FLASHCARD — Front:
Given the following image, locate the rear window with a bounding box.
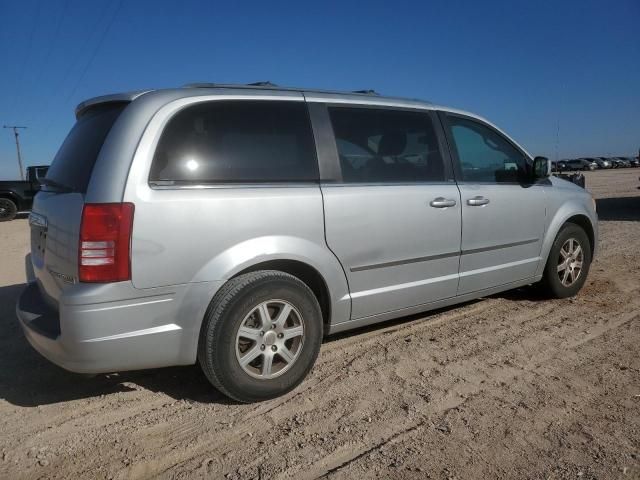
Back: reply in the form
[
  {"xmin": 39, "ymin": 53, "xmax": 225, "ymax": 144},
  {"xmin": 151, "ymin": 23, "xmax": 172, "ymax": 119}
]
[
  {"xmin": 149, "ymin": 100, "xmax": 318, "ymax": 184},
  {"xmin": 45, "ymin": 103, "xmax": 127, "ymax": 193}
]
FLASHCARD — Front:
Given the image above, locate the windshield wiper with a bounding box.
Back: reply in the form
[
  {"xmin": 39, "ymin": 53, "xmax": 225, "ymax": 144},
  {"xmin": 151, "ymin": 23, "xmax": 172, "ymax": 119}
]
[{"xmin": 40, "ymin": 178, "xmax": 74, "ymax": 193}]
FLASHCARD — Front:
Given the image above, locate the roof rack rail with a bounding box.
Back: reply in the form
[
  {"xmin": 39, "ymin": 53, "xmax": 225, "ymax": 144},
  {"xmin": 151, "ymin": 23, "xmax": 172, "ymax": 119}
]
[
  {"xmin": 183, "ymin": 83, "xmax": 384, "ymax": 96},
  {"xmin": 183, "ymin": 83, "xmax": 221, "ymax": 88},
  {"xmin": 179, "ymin": 83, "xmax": 429, "ymax": 104},
  {"xmin": 246, "ymin": 81, "xmax": 278, "ymax": 87},
  {"xmin": 183, "ymin": 82, "xmax": 280, "ymax": 89}
]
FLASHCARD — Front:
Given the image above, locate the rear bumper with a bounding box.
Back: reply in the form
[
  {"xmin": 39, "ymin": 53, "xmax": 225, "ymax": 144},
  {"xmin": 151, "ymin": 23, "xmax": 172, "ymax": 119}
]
[{"xmin": 17, "ymin": 280, "xmax": 222, "ymax": 374}]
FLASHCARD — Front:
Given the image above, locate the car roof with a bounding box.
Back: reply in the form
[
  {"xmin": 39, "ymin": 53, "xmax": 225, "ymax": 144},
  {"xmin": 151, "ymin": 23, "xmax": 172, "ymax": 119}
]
[{"xmin": 76, "ymin": 82, "xmax": 462, "ymax": 118}]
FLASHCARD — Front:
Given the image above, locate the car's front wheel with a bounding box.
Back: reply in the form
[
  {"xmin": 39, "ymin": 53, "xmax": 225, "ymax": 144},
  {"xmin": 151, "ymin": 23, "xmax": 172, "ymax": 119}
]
[
  {"xmin": 540, "ymin": 223, "xmax": 592, "ymax": 298},
  {"xmin": 198, "ymin": 270, "xmax": 323, "ymax": 403},
  {"xmin": 0, "ymin": 198, "xmax": 17, "ymax": 222}
]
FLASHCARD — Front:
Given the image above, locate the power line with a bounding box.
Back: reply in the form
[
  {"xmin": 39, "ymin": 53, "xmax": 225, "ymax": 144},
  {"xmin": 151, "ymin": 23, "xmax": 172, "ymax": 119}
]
[
  {"xmin": 39, "ymin": 0, "xmax": 113, "ymax": 135},
  {"xmin": 63, "ymin": 0, "xmax": 123, "ymax": 104},
  {"xmin": 25, "ymin": 0, "xmax": 71, "ymax": 128},
  {"xmin": 3, "ymin": 126, "xmax": 28, "ymax": 180},
  {"xmin": 54, "ymin": 0, "xmax": 111, "ymax": 92},
  {"xmin": 32, "ymin": 0, "xmax": 70, "ymax": 88}
]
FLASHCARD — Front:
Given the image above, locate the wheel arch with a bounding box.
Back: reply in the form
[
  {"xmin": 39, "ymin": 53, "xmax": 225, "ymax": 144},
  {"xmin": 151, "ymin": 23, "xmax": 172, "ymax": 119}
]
[
  {"xmin": 0, "ymin": 191, "xmax": 22, "ymax": 207},
  {"xmin": 564, "ymin": 214, "xmax": 595, "ymax": 255},
  {"xmin": 190, "ymin": 235, "xmax": 351, "ymax": 329},
  {"xmin": 232, "ymin": 259, "xmax": 332, "ymax": 330},
  {"xmin": 536, "ymin": 204, "xmax": 598, "ymax": 277}
]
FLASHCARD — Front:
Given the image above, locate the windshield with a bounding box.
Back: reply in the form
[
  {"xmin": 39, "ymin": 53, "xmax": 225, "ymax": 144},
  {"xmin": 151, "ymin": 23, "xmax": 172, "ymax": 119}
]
[{"xmin": 44, "ymin": 102, "xmax": 127, "ymax": 193}]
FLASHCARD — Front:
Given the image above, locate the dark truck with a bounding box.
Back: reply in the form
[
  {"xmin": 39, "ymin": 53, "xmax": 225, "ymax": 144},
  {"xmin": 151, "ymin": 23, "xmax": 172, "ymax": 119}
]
[{"xmin": 0, "ymin": 165, "xmax": 49, "ymax": 221}]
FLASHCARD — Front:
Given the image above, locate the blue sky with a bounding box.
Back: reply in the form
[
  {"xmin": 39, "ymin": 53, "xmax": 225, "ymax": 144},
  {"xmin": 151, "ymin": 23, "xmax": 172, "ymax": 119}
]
[{"xmin": 1, "ymin": 0, "xmax": 639, "ymax": 179}]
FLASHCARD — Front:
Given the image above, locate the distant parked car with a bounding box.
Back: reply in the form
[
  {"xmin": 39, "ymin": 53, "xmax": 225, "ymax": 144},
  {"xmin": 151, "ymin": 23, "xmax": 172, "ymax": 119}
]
[
  {"xmin": 610, "ymin": 158, "xmax": 631, "ymax": 168},
  {"xmin": 551, "ymin": 160, "xmax": 569, "ymax": 172},
  {"xmin": 566, "ymin": 159, "xmax": 596, "ymax": 171},
  {"xmin": 616, "ymin": 157, "xmax": 637, "ymax": 167},
  {"xmin": 590, "ymin": 158, "xmax": 611, "ymax": 169}
]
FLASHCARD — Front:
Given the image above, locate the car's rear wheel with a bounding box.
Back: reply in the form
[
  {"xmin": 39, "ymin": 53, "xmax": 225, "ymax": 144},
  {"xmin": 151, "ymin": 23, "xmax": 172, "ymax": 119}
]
[
  {"xmin": 198, "ymin": 270, "xmax": 323, "ymax": 403},
  {"xmin": 0, "ymin": 198, "xmax": 17, "ymax": 222},
  {"xmin": 540, "ymin": 223, "xmax": 591, "ymax": 298}
]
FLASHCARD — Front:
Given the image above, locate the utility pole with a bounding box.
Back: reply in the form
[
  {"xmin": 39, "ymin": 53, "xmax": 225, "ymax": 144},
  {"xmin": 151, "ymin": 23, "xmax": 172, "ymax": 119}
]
[{"xmin": 3, "ymin": 125, "xmax": 27, "ymax": 180}]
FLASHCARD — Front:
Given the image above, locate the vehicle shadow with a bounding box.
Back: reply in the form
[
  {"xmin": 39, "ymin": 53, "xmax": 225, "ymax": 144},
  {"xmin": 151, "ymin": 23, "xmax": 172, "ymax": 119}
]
[
  {"xmin": 323, "ymin": 300, "xmax": 483, "ymax": 343},
  {"xmin": 596, "ymin": 196, "xmax": 640, "ymax": 221},
  {"xmin": 0, "ymin": 282, "xmax": 236, "ymax": 407}
]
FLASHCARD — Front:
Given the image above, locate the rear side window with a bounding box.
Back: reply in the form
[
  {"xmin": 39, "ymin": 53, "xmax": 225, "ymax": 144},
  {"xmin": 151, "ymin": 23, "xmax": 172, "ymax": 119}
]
[
  {"xmin": 328, "ymin": 107, "xmax": 445, "ymax": 183},
  {"xmin": 150, "ymin": 101, "xmax": 318, "ymax": 184},
  {"xmin": 46, "ymin": 103, "xmax": 127, "ymax": 193}
]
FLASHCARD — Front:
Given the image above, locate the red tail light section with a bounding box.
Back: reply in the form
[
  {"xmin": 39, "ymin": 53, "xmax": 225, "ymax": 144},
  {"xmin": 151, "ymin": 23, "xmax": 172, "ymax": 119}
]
[{"xmin": 79, "ymin": 203, "xmax": 134, "ymax": 282}]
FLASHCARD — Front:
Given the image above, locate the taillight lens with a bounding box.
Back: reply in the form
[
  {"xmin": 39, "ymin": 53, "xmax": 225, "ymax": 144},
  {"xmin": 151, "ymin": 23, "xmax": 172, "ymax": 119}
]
[{"xmin": 79, "ymin": 203, "xmax": 134, "ymax": 282}]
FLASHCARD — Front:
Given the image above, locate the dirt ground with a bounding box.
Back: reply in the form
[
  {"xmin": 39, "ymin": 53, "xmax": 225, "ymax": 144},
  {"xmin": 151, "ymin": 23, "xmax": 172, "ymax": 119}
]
[{"xmin": 1, "ymin": 169, "xmax": 638, "ymax": 480}]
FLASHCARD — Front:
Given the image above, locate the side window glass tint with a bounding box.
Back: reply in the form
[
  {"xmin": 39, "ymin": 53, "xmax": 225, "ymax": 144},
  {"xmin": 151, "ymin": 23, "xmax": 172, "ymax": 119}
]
[
  {"xmin": 328, "ymin": 107, "xmax": 445, "ymax": 183},
  {"xmin": 448, "ymin": 116, "xmax": 526, "ymax": 183},
  {"xmin": 150, "ymin": 101, "xmax": 318, "ymax": 183}
]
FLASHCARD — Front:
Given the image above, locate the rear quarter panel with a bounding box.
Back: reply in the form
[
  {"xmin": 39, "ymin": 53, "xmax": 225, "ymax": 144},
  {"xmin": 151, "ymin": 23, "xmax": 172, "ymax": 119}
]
[{"xmin": 122, "ymin": 94, "xmax": 351, "ymax": 326}]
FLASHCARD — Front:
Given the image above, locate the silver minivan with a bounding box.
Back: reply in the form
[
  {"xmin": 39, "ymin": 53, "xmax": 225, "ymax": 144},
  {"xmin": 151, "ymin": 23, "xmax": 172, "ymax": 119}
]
[{"xmin": 17, "ymin": 83, "xmax": 598, "ymax": 402}]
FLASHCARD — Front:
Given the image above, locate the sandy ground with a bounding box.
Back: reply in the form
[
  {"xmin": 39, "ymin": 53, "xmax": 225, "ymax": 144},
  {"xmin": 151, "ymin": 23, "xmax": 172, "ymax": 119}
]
[{"xmin": 0, "ymin": 169, "xmax": 639, "ymax": 480}]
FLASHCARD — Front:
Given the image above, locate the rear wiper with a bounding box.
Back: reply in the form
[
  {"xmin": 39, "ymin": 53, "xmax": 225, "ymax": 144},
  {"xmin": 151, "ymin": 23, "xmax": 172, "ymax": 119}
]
[{"xmin": 39, "ymin": 178, "xmax": 74, "ymax": 193}]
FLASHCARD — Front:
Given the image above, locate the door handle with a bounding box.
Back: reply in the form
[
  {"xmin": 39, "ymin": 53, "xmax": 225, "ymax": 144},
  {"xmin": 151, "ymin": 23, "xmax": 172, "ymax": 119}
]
[
  {"xmin": 467, "ymin": 196, "xmax": 490, "ymax": 206},
  {"xmin": 430, "ymin": 197, "xmax": 457, "ymax": 208}
]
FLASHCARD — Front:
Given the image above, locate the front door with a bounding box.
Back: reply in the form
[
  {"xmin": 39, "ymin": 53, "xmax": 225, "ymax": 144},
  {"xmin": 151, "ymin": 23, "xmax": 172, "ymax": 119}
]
[{"xmin": 441, "ymin": 113, "xmax": 547, "ymax": 295}]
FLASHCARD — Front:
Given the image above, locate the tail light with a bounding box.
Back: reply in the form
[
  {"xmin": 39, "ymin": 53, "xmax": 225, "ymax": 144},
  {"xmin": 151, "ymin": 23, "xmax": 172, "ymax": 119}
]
[{"xmin": 79, "ymin": 203, "xmax": 134, "ymax": 282}]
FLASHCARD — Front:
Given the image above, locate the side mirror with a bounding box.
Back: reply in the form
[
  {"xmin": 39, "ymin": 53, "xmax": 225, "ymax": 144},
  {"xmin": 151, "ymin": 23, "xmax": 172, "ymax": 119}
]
[{"xmin": 532, "ymin": 156, "xmax": 550, "ymax": 179}]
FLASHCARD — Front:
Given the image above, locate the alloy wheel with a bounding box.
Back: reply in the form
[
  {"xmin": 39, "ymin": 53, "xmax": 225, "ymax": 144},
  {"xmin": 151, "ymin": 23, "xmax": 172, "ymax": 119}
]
[
  {"xmin": 235, "ymin": 299, "xmax": 305, "ymax": 379},
  {"xmin": 557, "ymin": 238, "xmax": 584, "ymax": 287}
]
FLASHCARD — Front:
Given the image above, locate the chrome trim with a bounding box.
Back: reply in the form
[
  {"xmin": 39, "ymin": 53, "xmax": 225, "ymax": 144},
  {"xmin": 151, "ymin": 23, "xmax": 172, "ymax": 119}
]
[
  {"xmin": 461, "ymin": 238, "xmax": 539, "ymax": 255},
  {"xmin": 351, "ymin": 251, "xmax": 460, "ymax": 272},
  {"xmin": 466, "ymin": 196, "xmax": 490, "ymax": 206},
  {"xmin": 81, "ymin": 323, "xmax": 181, "ymax": 343},
  {"xmin": 349, "ymin": 238, "xmax": 539, "ymax": 272},
  {"xmin": 47, "ymin": 268, "xmax": 76, "ymax": 284},
  {"xmin": 430, "ymin": 197, "xmax": 457, "ymax": 208},
  {"xmin": 149, "ymin": 182, "xmax": 320, "ymax": 190},
  {"xmin": 320, "ymin": 181, "xmax": 455, "ymax": 188}
]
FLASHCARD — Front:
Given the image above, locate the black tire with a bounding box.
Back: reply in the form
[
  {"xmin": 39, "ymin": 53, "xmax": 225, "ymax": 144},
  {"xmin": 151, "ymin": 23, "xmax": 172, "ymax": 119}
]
[
  {"xmin": 540, "ymin": 223, "xmax": 592, "ymax": 298},
  {"xmin": 198, "ymin": 270, "xmax": 323, "ymax": 403},
  {"xmin": 0, "ymin": 198, "xmax": 17, "ymax": 222}
]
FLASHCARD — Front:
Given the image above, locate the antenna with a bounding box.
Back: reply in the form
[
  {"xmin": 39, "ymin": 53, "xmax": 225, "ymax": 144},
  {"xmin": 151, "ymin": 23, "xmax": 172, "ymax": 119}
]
[
  {"xmin": 554, "ymin": 119, "xmax": 560, "ymax": 162},
  {"xmin": 3, "ymin": 125, "xmax": 27, "ymax": 180}
]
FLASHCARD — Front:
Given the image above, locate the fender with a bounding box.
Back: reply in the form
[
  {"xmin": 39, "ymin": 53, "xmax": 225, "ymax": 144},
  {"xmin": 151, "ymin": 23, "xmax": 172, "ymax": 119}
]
[
  {"xmin": 535, "ymin": 198, "xmax": 598, "ymax": 277},
  {"xmin": 191, "ymin": 235, "xmax": 352, "ymax": 325}
]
